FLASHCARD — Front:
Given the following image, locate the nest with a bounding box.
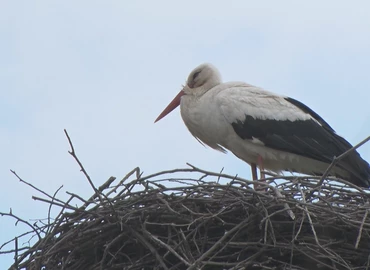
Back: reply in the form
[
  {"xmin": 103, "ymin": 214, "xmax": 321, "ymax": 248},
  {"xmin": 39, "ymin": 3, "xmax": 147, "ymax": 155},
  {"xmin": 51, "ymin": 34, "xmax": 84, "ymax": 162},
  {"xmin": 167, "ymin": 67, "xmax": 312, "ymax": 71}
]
[
  {"xmin": 3, "ymin": 164, "xmax": 370, "ymax": 270},
  {"xmin": 3, "ymin": 132, "xmax": 370, "ymax": 270}
]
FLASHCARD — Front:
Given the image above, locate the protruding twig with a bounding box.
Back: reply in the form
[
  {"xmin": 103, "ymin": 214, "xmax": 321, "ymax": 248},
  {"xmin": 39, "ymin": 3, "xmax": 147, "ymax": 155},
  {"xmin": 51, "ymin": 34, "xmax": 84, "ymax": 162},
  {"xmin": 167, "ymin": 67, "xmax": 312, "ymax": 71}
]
[
  {"xmin": 10, "ymin": 170, "xmax": 68, "ymax": 207},
  {"xmin": 14, "ymin": 237, "xmax": 18, "ymax": 269},
  {"xmin": 0, "ymin": 210, "xmax": 41, "ymax": 241},
  {"xmin": 64, "ymin": 129, "xmax": 104, "ymax": 204}
]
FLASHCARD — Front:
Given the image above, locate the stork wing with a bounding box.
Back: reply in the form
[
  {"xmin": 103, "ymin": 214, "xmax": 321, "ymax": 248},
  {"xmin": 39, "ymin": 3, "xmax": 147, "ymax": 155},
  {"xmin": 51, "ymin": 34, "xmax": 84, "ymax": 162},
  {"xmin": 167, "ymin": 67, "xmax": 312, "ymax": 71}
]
[{"xmin": 216, "ymin": 85, "xmax": 368, "ymax": 180}]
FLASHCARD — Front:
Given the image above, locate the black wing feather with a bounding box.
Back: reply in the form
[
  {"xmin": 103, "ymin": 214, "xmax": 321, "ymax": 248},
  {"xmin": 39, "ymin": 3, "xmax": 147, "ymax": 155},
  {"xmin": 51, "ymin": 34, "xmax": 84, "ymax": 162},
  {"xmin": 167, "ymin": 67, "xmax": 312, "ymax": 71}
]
[
  {"xmin": 285, "ymin": 97, "xmax": 335, "ymax": 132},
  {"xmin": 232, "ymin": 115, "xmax": 343, "ymax": 163},
  {"xmin": 231, "ymin": 98, "xmax": 370, "ymax": 187}
]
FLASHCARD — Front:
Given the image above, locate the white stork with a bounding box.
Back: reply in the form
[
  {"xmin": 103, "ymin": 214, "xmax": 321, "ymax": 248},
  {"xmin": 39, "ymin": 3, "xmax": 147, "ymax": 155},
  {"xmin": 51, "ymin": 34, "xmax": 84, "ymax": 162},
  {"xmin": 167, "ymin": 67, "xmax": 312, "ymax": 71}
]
[{"xmin": 155, "ymin": 63, "xmax": 370, "ymax": 188}]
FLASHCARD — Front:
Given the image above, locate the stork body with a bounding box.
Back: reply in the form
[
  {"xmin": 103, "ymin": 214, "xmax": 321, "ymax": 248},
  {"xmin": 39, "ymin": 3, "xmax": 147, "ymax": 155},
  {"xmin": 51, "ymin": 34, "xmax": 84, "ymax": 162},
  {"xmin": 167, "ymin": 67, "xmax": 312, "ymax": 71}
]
[{"xmin": 155, "ymin": 63, "xmax": 370, "ymax": 187}]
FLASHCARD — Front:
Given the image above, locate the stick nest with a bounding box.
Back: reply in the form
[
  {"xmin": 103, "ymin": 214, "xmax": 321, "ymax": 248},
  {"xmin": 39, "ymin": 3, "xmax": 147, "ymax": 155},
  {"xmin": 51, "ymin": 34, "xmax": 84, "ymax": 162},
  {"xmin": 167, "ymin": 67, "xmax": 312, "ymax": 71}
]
[{"xmin": 5, "ymin": 164, "xmax": 370, "ymax": 270}]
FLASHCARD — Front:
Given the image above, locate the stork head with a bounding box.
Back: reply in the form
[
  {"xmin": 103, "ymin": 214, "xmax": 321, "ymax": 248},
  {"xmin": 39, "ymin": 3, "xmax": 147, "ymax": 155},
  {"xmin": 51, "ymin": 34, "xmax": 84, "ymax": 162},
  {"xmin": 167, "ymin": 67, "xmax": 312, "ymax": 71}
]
[
  {"xmin": 154, "ymin": 63, "xmax": 222, "ymax": 123},
  {"xmin": 186, "ymin": 63, "xmax": 222, "ymax": 93}
]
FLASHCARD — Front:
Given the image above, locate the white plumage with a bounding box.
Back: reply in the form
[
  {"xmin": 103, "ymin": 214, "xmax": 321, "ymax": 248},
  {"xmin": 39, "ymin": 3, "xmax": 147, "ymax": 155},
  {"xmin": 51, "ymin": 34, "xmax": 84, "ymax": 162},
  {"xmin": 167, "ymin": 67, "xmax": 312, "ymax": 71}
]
[
  {"xmin": 217, "ymin": 85, "xmax": 314, "ymax": 122},
  {"xmin": 180, "ymin": 81, "xmax": 333, "ymax": 175},
  {"xmin": 155, "ymin": 63, "xmax": 370, "ymax": 187}
]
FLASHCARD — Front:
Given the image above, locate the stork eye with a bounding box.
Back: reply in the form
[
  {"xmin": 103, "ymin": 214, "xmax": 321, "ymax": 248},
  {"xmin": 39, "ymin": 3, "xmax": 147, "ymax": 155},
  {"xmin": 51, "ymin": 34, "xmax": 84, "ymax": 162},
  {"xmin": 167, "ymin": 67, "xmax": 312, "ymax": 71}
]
[{"xmin": 192, "ymin": 70, "xmax": 201, "ymax": 80}]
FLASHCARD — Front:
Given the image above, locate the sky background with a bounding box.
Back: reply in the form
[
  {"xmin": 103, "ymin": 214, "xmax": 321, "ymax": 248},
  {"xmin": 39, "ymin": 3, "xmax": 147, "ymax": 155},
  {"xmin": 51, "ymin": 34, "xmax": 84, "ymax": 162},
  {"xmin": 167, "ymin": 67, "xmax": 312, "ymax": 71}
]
[{"xmin": 1, "ymin": 1, "xmax": 370, "ymax": 267}]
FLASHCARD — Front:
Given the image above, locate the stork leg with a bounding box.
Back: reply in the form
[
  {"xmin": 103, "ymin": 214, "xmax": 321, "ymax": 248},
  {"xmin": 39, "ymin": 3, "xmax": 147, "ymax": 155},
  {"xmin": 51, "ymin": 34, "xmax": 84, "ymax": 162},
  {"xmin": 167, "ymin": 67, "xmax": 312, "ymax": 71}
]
[
  {"xmin": 251, "ymin": 163, "xmax": 259, "ymax": 190},
  {"xmin": 251, "ymin": 163, "xmax": 258, "ymax": 181},
  {"xmin": 251, "ymin": 156, "xmax": 266, "ymax": 191},
  {"xmin": 257, "ymin": 155, "xmax": 265, "ymax": 180},
  {"xmin": 257, "ymin": 155, "xmax": 267, "ymax": 192}
]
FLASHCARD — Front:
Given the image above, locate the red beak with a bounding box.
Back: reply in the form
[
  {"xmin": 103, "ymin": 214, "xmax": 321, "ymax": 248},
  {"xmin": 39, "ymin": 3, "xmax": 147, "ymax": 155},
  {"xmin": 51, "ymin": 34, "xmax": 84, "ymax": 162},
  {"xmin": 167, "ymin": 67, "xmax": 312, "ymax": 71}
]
[{"xmin": 154, "ymin": 90, "xmax": 185, "ymax": 123}]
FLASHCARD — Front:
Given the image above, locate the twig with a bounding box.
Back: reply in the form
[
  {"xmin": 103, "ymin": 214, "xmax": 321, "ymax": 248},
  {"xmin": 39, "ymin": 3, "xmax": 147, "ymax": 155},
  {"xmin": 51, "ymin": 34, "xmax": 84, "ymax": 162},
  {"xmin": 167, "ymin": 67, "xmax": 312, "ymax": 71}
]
[
  {"xmin": 355, "ymin": 210, "xmax": 369, "ymax": 249},
  {"xmin": 297, "ymin": 184, "xmax": 320, "ymax": 246},
  {"xmin": 14, "ymin": 237, "xmax": 18, "ymax": 269},
  {"xmin": 66, "ymin": 191, "xmax": 88, "ymax": 204},
  {"xmin": 10, "ymin": 170, "xmax": 67, "ymax": 207},
  {"xmin": 274, "ymin": 187, "xmax": 295, "ymax": 220},
  {"xmin": 106, "ymin": 167, "xmax": 140, "ymax": 197},
  {"xmin": 144, "ymin": 230, "xmax": 191, "ymax": 266},
  {"xmin": 64, "ymin": 129, "xmax": 103, "ymax": 204},
  {"xmin": 187, "ymin": 219, "xmax": 248, "ymax": 270},
  {"xmin": 32, "ymin": 196, "xmax": 78, "ymax": 211},
  {"xmin": 217, "ymin": 167, "xmax": 224, "ymax": 184},
  {"xmin": 0, "ymin": 210, "xmax": 41, "ymax": 241},
  {"xmin": 131, "ymin": 230, "xmax": 169, "ymax": 270},
  {"xmin": 47, "ymin": 185, "xmax": 63, "ymax": 234}
]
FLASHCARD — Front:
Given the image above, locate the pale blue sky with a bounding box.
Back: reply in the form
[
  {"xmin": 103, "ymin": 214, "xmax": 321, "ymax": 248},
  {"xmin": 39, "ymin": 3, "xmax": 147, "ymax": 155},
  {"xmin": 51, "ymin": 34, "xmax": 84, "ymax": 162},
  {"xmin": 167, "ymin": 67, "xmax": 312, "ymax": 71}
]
[{"xmin": 1, "ymin": 1, "xmax": 370, "ymax": 267}]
